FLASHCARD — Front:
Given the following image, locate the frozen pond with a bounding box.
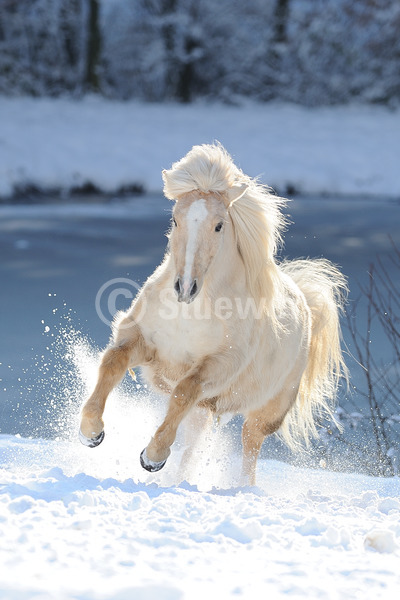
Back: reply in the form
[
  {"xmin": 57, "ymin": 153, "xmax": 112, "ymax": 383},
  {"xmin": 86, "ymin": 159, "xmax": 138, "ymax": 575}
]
[{"xmin": 0, "ymin": 194, "xmax": 399, "ymax": 446}]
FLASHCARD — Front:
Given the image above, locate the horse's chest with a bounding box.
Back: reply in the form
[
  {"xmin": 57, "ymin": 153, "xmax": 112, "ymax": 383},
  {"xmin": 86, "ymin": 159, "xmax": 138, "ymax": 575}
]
[{"xmin": 144, "ymin": 313, "xmax": 222, "ymax": 365}]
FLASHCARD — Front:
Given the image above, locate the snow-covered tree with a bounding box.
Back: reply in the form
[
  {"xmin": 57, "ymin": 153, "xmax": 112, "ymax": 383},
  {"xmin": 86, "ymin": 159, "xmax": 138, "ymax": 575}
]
[
  {"xmin": 281, "ymin": 0, "xmax": 400, "ymax": 105},
  {"xmin": 0, "ymin": 0, "xmax": 88, "ymax": 95},
  {"xmin": 0, "ymin": 0, "xmax": 399, "ymax": 105},
  {"xmin": 99, "ymin": 0, "xmax": 400, "ymax": 105}
]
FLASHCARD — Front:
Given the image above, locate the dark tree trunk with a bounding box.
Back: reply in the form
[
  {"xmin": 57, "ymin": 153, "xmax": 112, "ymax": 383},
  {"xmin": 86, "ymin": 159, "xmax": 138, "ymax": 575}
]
[
  {"xmin": 262, "ymin": 0, "xmax": 291, "ymax": 100},
  {"xmin": 60, "ymin": 0, "xmax": 81, "ymax": 70},
  {"xmin": 85, "ymin": 0, "xmax": 101, "ymax": 92},
  {"xmin": 273, "ymin": 0, "xmax": 290, "ymax": 44},
  {"xmin": 158, "ymin": 0, "xmax": 199, "ymax": 102},
  {"xmin": 175, "ymin": 36, "xmax": 197, "ymax": 103}
]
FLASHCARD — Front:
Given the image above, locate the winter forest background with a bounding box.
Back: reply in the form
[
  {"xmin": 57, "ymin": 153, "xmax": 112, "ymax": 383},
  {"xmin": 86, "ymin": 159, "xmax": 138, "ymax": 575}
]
[{"xmin": 1, "ymin": 0, "xmax": 400, "ymax": 106}]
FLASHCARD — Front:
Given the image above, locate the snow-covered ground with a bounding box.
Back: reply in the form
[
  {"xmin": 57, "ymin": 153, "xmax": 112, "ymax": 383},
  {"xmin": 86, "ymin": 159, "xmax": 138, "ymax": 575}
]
[
  {"xmin": 1, "ymin": 96, "xmax": 400, "ymax": 199},
  {"xmin": 1, "ymin": 431, "xmax": 400, "ymax": 600}
]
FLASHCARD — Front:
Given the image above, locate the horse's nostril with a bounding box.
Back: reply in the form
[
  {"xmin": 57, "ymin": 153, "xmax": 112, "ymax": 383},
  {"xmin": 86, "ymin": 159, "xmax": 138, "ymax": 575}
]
[
  {"xmin": 174, "ymin": 278, "xmax": 181, "ymax": 295},
  {"xmin": 190, "ymin": 280, "xmax": 198, "ymax": 297}
]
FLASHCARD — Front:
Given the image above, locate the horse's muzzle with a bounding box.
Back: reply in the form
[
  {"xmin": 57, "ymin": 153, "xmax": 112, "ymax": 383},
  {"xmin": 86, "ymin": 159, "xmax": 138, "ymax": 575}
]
[{"xmin": 174, "ymin": 276, "xmax": 199, "ymax": 303}]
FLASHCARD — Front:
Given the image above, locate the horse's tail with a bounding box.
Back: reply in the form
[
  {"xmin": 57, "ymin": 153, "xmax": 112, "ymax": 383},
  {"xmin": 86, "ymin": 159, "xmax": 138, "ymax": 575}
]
[{"xmin": 279, "ymin": 258, "xmax": 348, "ymax": 450}]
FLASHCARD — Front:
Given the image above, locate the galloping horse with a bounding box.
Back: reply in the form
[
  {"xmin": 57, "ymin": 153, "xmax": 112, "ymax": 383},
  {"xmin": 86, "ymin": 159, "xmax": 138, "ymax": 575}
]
[{"xmin": 79, "ymin": 144, "xmax": 347, "ymax": 485}]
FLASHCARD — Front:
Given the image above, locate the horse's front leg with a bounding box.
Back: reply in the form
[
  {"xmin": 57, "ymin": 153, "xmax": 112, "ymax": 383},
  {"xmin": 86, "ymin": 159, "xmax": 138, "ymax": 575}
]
[
  {"xmin": 140, "ymin": 348, "xmax": 245, "ymax": 471},
  {"xmin": 80, "ymin": 320, "xmax": 150, "ymax": 447},
  {"xmin": 140, "ymin": 368, "xmax": 203, "ymax": 471},
  {"xmin": 140, "ymin": 352, "xmax": 241, "ymax": 472}
]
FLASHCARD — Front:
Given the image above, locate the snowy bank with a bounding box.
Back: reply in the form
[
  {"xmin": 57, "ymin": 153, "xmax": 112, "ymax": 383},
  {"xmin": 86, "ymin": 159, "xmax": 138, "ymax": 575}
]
[
  {"xmin": 1, "ymin": 96, "xmax": 400, "ymax": 200},
  {"xmin": 1, "ymin": 434, "xmax": 400, "ymax": 600}
]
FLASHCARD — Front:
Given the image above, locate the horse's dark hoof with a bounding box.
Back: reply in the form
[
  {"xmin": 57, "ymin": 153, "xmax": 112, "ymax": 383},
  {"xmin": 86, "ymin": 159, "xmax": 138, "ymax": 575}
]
[
  {"xmin": 79, "ymin": 429, "xmax": 105, "ymax": 448},
  {"xmin": 140, "ymin": 448, "xmax": 167, "ymax": 472}
]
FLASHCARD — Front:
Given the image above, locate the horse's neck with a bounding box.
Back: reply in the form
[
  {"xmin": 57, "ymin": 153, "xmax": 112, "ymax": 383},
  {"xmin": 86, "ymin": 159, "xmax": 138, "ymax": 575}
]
[{"xmin": 206, "ymin": 230, "xmax": 284, "ymax": 318}]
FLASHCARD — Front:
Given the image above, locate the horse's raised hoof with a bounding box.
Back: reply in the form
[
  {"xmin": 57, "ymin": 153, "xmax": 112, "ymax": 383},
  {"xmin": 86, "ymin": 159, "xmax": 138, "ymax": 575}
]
[
  {"xmin": 79, "ymin": 429, "xmax": 105, "ymax": 448},
  {"xmin": 140, "ymin": 448, "xmax": 167, "ymax": 472}
]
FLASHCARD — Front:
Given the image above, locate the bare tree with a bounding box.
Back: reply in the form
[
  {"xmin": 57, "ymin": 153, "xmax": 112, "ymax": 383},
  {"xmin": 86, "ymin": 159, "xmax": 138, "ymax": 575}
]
[{"xmin": 339, "ymin": 241, "xmax": 400, "ymax": 476}]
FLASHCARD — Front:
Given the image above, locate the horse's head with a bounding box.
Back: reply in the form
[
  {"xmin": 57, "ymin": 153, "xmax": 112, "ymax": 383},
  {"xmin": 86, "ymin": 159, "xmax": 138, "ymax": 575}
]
[{"xmin": 168, "ymin": 186, "xmax": 247, "ymax": 303}]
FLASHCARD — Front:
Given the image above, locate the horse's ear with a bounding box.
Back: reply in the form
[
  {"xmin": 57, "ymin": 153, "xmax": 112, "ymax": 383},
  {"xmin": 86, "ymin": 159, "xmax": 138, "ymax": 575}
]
[
  {"xmin": 226, "ymin": 183, "xmax": 248, "ymax": 207},
  {"xmin": 162, "ymin": 169, "xmax": 177, "ymax": 201}
]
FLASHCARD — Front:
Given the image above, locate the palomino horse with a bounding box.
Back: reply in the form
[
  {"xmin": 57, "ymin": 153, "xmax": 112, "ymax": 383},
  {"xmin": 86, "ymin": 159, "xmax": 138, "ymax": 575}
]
[{"xmin": 79, "ymin": 143, "xmax": 347, "ymax": 485}]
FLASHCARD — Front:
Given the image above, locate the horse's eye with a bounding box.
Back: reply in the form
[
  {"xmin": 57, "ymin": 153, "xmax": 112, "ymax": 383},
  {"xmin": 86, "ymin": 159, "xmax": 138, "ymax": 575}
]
[
  {"xmin": 215, "ymin": 221, "xmax": 223, "ymax": 232},
  {"xmin": 173, "ymin": 218, "xmax": 177, "ymax": 227}
]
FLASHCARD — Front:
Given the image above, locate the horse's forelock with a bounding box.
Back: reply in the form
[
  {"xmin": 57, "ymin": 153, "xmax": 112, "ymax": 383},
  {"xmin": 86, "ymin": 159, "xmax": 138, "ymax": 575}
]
[
  {"xmin": 163, "ymin": 143, "xmax": 239, "ymax": 200},
  {"xmin": 174, "ymin": 189, "xmax": 225, "ymax": 208}
]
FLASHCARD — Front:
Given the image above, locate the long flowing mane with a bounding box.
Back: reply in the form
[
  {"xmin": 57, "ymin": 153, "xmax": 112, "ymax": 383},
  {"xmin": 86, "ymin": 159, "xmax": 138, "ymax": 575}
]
[{"xmin": 162, "ymin": 143, "xmax": 287, "ymax": 315}]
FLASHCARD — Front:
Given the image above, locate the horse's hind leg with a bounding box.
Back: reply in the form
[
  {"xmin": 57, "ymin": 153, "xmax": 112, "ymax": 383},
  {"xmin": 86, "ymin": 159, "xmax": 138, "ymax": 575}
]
[
  {"xmin": 241, "ymin": 388, "xmax": 298, "ymax": 486},
  {"xmin": 80, "ymin": 321, "xmax": 150, "ymax": 447}
]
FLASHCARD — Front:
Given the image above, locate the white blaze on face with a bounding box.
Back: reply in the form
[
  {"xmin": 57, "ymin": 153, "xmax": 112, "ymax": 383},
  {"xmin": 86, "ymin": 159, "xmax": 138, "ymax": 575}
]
[{"xmin": 183, "ymin": 198, "xmax": 208, "ymax": 293}]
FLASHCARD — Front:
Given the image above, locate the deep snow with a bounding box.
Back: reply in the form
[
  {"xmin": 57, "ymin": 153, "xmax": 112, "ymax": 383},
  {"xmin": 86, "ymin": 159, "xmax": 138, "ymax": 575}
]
[
  {"xmin": 1, "ymin": 432, "xmax": 400, "ymax": 600},
  {"xmin": 1, "ymin": 97, "xmax": 400, "ymax": 199}
]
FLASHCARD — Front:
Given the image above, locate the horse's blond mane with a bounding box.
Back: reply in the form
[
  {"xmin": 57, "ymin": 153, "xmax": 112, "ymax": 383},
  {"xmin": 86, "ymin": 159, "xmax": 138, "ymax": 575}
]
[{"xmin": 163, "ymin": 143, "xmax": 287, "ymax": 317}]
